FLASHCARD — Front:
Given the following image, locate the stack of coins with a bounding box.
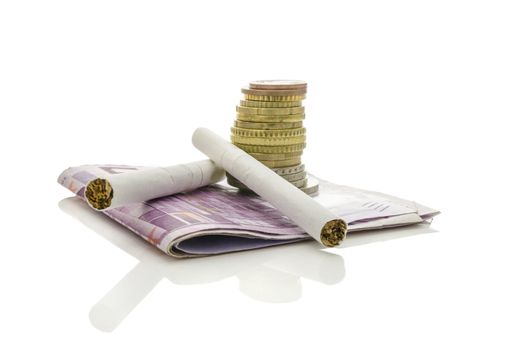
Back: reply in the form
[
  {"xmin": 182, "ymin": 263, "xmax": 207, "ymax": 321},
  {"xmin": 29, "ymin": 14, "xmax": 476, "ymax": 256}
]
[{"xmin": 228, "ymin": 80, "xmax": 319, "ymax": 196}]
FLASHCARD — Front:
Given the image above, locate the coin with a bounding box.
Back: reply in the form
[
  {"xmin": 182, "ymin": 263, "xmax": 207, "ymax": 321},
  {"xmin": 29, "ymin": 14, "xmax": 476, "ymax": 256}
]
[
  {"xmin": 259, "ymin": 157, "xmax": 302, "ymax": 168},
  {"xmin": 289, "ymin": 177, "xmax": 308, "ymax": 188},
  {"xmin": 240, "ymin": 100, "xmax": 302, "ymax": 108},
  {"xmin": 231, "ymin": 134, "xmax": 306, "ymax": 146},
  {"xmin": 241, "ymin": 87, "xmax": 307, "ymax": 96},
  {"xmin": 300, "ymin": 177, "xmax": 319, "ymax": 196},
  {"xmin": 249, "ymin": 80, "xmax": 307, "ymax": 90},
  {"xmin": 248, "ymin": 151, "xmax": 303, "ymax": 161},
  {"xmin": 231, "ymin": 127, "xmax": 305, "ymax": 138},
  {"xmin": 226, "ymin": 172, "xmax": 317, "ymax": 195},
  {"xmin": 233, "ymin": 143, "xmax": 306, "ymax": 154},
  {"xmin": 236, "ymin": 113, "xmax": 305, "ymax": 123},
  {"xmin": 236, "ymin": 105, "xmax": 305, "ymax": 116},
  {"xmin": 271, "ymin": 164, "xmax": 305, "ymax": 175},
  {"xmin": 280, "ymin": 170, "xmax": 307, "ymax": 181},
  {"xmin": 244, "ymin": 94, "xmax": 306, "ymax": 102},
  {"xmin": 234, "ymin": 120, "xmax": 303, "ymax": 130}
]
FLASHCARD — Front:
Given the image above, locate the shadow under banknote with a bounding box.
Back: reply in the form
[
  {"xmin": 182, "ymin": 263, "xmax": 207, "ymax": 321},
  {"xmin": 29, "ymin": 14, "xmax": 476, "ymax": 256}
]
[{"xmin": 58, "ymin": 196, "xmax": 436, "ymax": 332}]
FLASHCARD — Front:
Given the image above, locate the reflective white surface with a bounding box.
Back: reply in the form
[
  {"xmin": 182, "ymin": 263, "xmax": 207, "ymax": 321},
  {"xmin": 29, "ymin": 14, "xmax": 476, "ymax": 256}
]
[
  {"xmin": 59, "ymin": 196, "xmax": 435, "ymax": 332},
  {"xmin": 2, "ymin": 0, "xmax": 528, "ymax": 348}
]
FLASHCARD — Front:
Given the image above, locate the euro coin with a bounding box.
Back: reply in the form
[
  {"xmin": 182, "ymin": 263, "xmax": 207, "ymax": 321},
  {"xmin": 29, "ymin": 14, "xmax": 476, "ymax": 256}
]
[
  {"xmin": 234, "ymin": 143, "xmax": 306, "ymax": 154},
  {"xmin": 234, "ymin": 120, "xmax": 303, "ymax": 130},
  {"xmin": 231, "ymin": 127, "xmax": 305, "ymax": 138},
  {"xmin": 236, "ymin": 106, "xmax": 304, "ymax": 116},
  {"xmin": 259, "ymin": 157, "xmax": 302, "ymax": 168},
  {"xmin": 231, "ymin": 134, "xmax": 306, "ymax": 146},
  {"xmin": 241, "ymin": 87, "xmax": 307, "ymax": 96},
  {"xmin": 236, "ymin": 113, "xmax": 305, "ymax": 123},
  {"xmin": 244, "ymin": 94, "xmax": 306, "ymax": 102},
  {"xmin": 248, "ymin": 151, "xmax": 303, "ymax": 161},
  {"xmin": 289, "ymin": 177, "xmax": 308, "ymax": 188},
  {"xmin": 240, "ymin": 100, "xmax": 302, "ymax": 108},
  {"xmin": 300, "ymin": 177, "xmax": 319, "ymax": 196},
  {"xmin": 226, "ymin": 173, "xmax": 317, "ymax": 195},
  {"xmin": 280, "ymin": 170, "xmax": 307, "ymax": 182},
  {"xmin": 249, "ymin": 80, "xmax": 307, "ymax": 90},
  {"xmin": 271, "ymin": 164, "xmax": 305, "ymax": 175}
]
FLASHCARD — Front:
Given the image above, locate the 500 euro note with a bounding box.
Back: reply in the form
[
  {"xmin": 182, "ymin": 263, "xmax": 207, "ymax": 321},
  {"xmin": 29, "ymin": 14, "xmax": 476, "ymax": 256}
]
[{"xmin": 58, "ymin": 165, "xmax": 439, "ymax": 257}]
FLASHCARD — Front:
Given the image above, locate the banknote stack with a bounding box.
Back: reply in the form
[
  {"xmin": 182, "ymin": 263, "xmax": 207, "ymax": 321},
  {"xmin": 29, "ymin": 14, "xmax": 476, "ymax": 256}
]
[{"xmin": 229, "ymin": 80, "xmax": 319, "ymax": 195}]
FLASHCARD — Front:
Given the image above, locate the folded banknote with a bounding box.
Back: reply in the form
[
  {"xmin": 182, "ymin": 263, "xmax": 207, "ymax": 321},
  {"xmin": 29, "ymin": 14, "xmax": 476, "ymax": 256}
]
[{"xmin": 58, "ymin": 165, "xmax": 439, "ymax": 257}]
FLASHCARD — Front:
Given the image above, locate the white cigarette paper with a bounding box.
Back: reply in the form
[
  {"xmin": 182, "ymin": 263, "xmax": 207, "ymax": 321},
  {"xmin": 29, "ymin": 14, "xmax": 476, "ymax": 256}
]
[
  {"xmin": 84, "ymin": 160, "xmax": 225, "ymax": 211},
  {"xmin": 192, "ymin": 127, "xmax": 347, "ymax": 247}
]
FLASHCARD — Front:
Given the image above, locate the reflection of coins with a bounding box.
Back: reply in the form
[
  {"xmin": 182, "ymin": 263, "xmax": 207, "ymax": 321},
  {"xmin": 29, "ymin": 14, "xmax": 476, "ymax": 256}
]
[
  {"xmin": 234, "ymin": 143, "xmax": 306, "ymax": 154},
  {"xmin": 231, "ymin": 127, "xmax": 305, "ymax": 138},
  {"xmin": 249, "ymin": 80, "xmax": 307, "ymax": 90},
  {"xmin": 259, "ymin": 157, "xmax": 301, "ymax": 168},
  {"xmin": 241, "ymin": 87, "xmax": 307, "ymax": 96},
  {"xmin": 240, "ymin": 100, "xmax": 302, "ymax": 108},
  {"xmin": 236, "ymin": 106, "xmax": 304, "ymax": 116},
  {"xmin": 231, "ymin": 134, "xmax": 305, "ymax": 146},
  {"xmin": 272, "ymin": 164, "xmax": 305, "ymax": 175},
  {"xmin": 248, "ymin": 151, "xmax": 303, "ymax": 161},
  {"xmin": 244, "ymin": 94, "xmax": 306, "ymax": 102},
  {"xmin": 234, "ymin": 120, "xmax": 303, "ymax": 130},
  {"xmin": 280, "ymin": 170, "xmax": 306, "ymax": 181},
  {"xmin": 236, "ymin": 113, "xmax": 305, "ymax": 123}
]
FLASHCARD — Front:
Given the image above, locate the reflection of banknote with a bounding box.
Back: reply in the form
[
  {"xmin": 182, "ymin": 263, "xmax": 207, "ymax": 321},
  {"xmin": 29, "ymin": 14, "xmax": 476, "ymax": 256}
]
[{"xmin": 58, "ymin": 165, "xmax": 439, "ymax": 257}]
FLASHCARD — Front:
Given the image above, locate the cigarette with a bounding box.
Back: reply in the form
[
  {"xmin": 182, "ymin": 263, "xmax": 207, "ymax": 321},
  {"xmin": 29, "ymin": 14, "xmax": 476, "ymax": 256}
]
[
  {"xmin": 191, "ymin": 127, "xmax": 347, "ymax": 247},
  {"xmin": 84, "ymin": 160, "xmax": 225, "ymax": 211}
]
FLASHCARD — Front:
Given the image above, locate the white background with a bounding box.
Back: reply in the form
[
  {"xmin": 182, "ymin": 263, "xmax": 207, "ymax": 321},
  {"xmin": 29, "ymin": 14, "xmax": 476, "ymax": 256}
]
[{"xmin": 1, "ymin": 0, "xmax": 527, "ymax": 349}]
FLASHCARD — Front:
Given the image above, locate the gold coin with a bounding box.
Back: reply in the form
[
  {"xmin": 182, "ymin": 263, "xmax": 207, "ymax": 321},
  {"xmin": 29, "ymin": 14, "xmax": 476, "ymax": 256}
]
[
  {"xmin": 280, "ymin": 170, "xmax": 307, "ymax": 182},
  {"xmin": 231, "ymin": 127, "xmax": 305, "ymax": 138},
  {"xmin": 241, "ymin": 87, "xmax": 307, "ymax": 96},
  {"xmin": 259, "ymin": 157, "xmax": 302, "ymax": 168},
  {"xmin": 234, "ymin": 143, "xmax": 306, "ymax": 154},
  {"xmin": 240, "ymin": 100, "xmax": 302, "ymax": 108},
  {"xmin": 249, "ymin": 80, "xmax": 307, "ymax": 90},
  {"xmin": 244, "ymin": 94, "xmax": 306, "ymax": 102},
  {"xmin": 236, "ymin": 105, "xmax": 304, "ymax": 116},
  {"xmin": 271, "ymin": 164, "xmax": 305, "ymax": 175},
  {"xmin": 231, "ymin": 134, "xmax": 306, "ymax": 146},
  {"xmin": 248, "ymin": 151, "xmax": 303, "ymax": 161},
  {"xmin": 236, "ymin": 113, "xmax": 305, "ymax": 123},
  {"xmin": 234, "ymin": 120, "xmax": 303, "ymax": 130}
]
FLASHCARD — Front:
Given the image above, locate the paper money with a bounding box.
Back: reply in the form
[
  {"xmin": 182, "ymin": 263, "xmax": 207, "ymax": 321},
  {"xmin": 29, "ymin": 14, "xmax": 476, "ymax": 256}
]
[{"xmin": 58, "ymin": 164, "xmax": 439, "ymax": 257}]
